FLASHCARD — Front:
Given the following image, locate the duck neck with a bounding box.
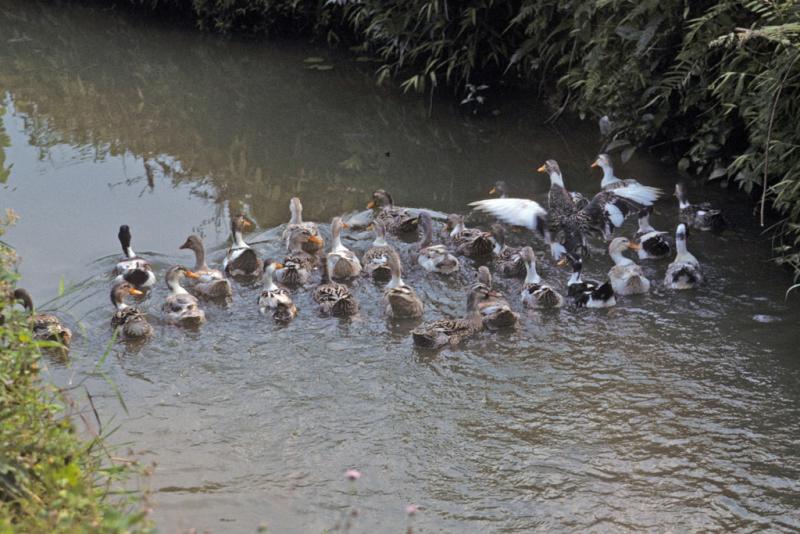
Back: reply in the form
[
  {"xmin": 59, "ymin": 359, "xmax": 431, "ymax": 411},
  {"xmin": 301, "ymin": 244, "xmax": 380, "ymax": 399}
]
[
  {"xmin": 419, "ymin": 219, "xmax": 433, "ymax": 249},
  {"xmin": 289, "ymin": 201, "xmax": 302, "ymax": 224},
  {"xmin": 568, "ymin": 268, "xmax": 582, "ymax": 286},
  {"xmin": 373, "ymin": 234, "xmax": 388, "ymax": 247},
  {"xmin": 167, "ymin": 275, "xmax": 189, "ymax": 295},
  {"xmin": 191, "ymin": 244, "xmax": 208, "ymax": 271},
  {"xmin": 524, "ymin": 259, "xmax": 542, "ymax": 285},
  {"xmin": 233, "ymin": 229, "xmax": 248, "ymax": 249},
  {"xmin": 678, "ymin": 198, "xmax": 691, "ymax": 209},
  {"xmin": 600, "ymin": 163, "xmax": 619, "ymax": 188},
  {"xmin": 263, "ymin": 265, "xmax": 278, "ymax": 291},
  {"xmin": 549, "ymin": 170, "xmax": 565, "ymax": 188},
  {"xmin": 449, "ymin": 222, "xmax": 465, "ymax": 238},
  {"xmin": 332, "ymin": 223, "xmax": 345, "ymax": 251},
  {"xmin": 610, "ymin": 249, "xmax": 634, "ymax": 266},
  {"xmin": 638, "ymin": 214, "xmax": 655, "ymax": 234}
]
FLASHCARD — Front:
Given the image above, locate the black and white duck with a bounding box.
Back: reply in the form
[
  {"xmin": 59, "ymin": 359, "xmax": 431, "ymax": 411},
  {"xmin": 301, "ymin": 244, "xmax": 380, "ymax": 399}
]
[
  {"xmin": 110, "ymin": 281, "xmax": 153, "ymax": 339},
  {"xmin": 382, "ymin": 248, "xmax": 424, "ymax": 319},
  {"xmin": 113, "ymin": 225, "xmax": 156, "ymax": 289},
  {"xmin": 664, "ymin": 223, "xmax": 703, "ymax": 289},
  {"xmin": 223, "ymin": 214, "xmax": 263, "ymax": 277},
  {"xmin": 179, "ymin": 234, "xmax": 233, "ymax": 299},
  {"xmin": 561, "ymin": 253, "xmax": 616, "ymax": 308},
  {"xmin": 634, "ymin": 207, "xmax": 671, "ymax": 260},
  {"xmin": 162, "ymin": 266, "xmax": 205, "ymax": 326},
  {"xmin": 13, "ymin": 288, "xmax": 72, "ymax": 347},
  {"xmin": 518, "ymin": 247, "xmax": 563, "ymax": 309},
  {"xmin": 675, "ymin": 183, "xmax": 725, "ymax": 232}
]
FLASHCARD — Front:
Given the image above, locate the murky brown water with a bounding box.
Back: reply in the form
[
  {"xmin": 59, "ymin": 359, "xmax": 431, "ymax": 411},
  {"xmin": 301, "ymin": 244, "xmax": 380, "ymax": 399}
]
[{"xmin": 3, "ymin": 1, "xmax": 800, "ymax": 532}]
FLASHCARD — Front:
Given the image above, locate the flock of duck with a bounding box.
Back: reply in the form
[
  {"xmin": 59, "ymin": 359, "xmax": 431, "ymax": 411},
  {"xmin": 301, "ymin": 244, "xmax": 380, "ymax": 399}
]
[{"xmin": 11, "ymin": 153, "xmax": 725, "ymax": 351}]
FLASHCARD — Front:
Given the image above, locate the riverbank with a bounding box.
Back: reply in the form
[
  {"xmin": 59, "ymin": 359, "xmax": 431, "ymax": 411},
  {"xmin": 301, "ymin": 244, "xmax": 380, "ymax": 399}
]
[
  {"xmin": 0, "ymin": 217, "xmax": 151, "ymax": 532},
  {"xmin": 110, "ymin": 0, "xmax": 800, "ymax": 281}
]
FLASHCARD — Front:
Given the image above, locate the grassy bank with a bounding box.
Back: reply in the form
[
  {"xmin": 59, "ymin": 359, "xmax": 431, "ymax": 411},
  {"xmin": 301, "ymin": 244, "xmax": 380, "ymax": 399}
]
[
  {"xmin": 0, "ymin": 215, "xmax": 151, "ymax": 532},
  {"xmin": 119, "ymin": 0, "xmax": 800, "ymax": 280}
]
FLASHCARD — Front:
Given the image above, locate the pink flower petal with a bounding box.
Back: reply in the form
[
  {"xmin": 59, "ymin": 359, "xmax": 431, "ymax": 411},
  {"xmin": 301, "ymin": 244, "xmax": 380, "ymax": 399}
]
[{"xmin": 344, "ymin": 469, "xmax": 362, "ymax": 481}]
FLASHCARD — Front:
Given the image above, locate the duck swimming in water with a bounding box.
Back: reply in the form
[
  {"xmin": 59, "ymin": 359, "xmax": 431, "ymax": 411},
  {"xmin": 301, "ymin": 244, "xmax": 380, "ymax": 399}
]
[
  {"xmin": 591, "ymin": 153, "xmax": 641, "ymax": 190},
  {"xmin": 411, "ymin": 285, "xmax": 489, "ymax": 349},
  {"xmin": 367, "ymin": 189, "xmax": 419, "ymax": 235},
  {"xmin": 634, "ymin": 207, "xmax": 671, "ymax": 260},
  {"xmin": 446, "ymin": 214, "xmax": 495, "ymax": 259},
  {"xmin": 258, "ymin": 260, "xmax": 297, "ymax": 321},
  {"xmin": 163, "ymin": 266, "xmax": 205, "ymax": 326},
  {"xmin": 314, "ymin": 260, "xmax": 359, "ymax": 317},
  {"xmin": 13, "ymin": 288, "xmax": 72, "ymax": 347},
  {"xmin": 223, "ymin": 214, "xmax": 263, "ymax": 277},
  {"xmin": 472, "ymin": 266, "xmax": 519, "ymax": 329},
  {"xmin": 415, "ymin": 212, "xmax": 459, "ymax": 274},
  {"xmin": 179, "ymin": 234, "xmax": 233, "ymax": 299},
  {"xmin": 113, "ymin": 225, "xmax": 156, "ymax": 289},
  {"xmin": 561, "ymin": 254, "xmax": 616, "ymax": 308},
  {"xmin": 382, "ymin": 249, "xmax": 424, "ymax": 319},
  {"xmin": 608, "ymin": 237, "xmax": 650, "ymax": 295},
  {"xmin": 675, "ymin": 183, "xmax": 726, "ymax": 232},
  {"xmin": 518, "ymin": 247, "xmax": 563, "ymax": 309},
  {"xmin": 664, "ymin": 223, "xmax": 703, "ymax": 289},
  {"xmin": 110, "ymin": 281, "xmax": 153, "ymax": 339},
  {"xmin": 282, "ymin": 197, "xmax": 324, "ymax": 255},
  {"xmin": 362, "ymin": 222, "xmax": 394, "ymax": 281},
  {"xmin": 326, "ymin": 217, "xmax": 362, "ymax": 280}
]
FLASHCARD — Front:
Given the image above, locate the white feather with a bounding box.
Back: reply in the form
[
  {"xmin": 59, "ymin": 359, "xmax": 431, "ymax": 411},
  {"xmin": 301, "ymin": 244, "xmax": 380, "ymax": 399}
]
[
  {"xmin": 604, "ymin": 203, "xmax": 624, "ymax": 228},
  {"xmin": 468, "ymin": 198, "xmax": 547, "ymax": 231},
  {"xmin": 611, "ymin": 184, "xmax": 662, "ymax": 206}
]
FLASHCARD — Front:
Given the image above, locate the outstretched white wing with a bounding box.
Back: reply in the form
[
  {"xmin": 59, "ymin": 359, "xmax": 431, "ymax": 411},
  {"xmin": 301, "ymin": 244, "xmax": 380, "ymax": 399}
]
[
  {"xmin": 611, "ymin": 183, "xmax": 662, "ymax": 206},
  {"xmin": 468, "ymin": 198, "xmax": 547, "ymax": 231}
]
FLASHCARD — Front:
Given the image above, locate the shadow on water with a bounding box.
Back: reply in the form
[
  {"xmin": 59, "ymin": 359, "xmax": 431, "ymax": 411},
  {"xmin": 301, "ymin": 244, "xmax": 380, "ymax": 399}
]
[{"xmin": 2, "ymin": 1, "xmax": 800, "ymax": 533}]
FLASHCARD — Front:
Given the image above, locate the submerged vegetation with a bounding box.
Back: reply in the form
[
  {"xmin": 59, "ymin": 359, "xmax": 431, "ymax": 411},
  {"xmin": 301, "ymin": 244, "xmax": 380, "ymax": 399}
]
[
  {"xmin": 0, "ymin": 215, "xmax": 151, "ymax": 531},
  {"xmin": 123, "ymin": 0, "xmax": 800, "ymax": 279}
]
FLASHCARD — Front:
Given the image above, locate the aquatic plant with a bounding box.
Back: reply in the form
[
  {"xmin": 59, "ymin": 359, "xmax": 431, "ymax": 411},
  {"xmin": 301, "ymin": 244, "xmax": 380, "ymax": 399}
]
[
  {"xmin": 120, "ymin": 0, "xmax": 800, "ymax": 282},
  {"xmin": 0, "ymin": 215, "xmax": 152, "ymax": 532}
]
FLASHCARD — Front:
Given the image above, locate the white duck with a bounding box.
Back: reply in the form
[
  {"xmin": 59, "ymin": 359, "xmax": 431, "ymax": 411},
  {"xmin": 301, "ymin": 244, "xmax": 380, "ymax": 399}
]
[
  {"xmin": 664, "ymin": 224, "xmax": 703, "ymax": 289},
  {"xmin": 162, "ymin": 266, "xmax": 206, "ymax": 326},
  {"xmin": 326, "ymin": 216, "xmax": 362, "ymax": 280},
  {"xmin": 607, "ymin": 237, "xmax": 650, "ymax": 295}
]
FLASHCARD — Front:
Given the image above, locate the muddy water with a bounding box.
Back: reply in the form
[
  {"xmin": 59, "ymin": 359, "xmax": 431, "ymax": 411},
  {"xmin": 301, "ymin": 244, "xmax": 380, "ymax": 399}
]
[{"xmin": 2, "ymin": 1, "xmax": 800, "ymax": 532}]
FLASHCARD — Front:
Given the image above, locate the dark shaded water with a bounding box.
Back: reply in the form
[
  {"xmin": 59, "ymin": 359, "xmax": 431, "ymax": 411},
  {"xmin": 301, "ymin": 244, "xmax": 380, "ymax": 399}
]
[{"xmin": 2, "ymin": 2, "xmax": 800, "ymax": 532}]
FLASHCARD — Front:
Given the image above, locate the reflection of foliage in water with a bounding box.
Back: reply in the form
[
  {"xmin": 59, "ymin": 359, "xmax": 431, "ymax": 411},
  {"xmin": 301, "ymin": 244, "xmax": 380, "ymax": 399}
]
[
  {"xmin": 0, "ymin": 104, "xmax": 11, "ymax": 183},
  {"xmin": 0, "ymin": 2, "xmax": 523, "ymax": 228}
]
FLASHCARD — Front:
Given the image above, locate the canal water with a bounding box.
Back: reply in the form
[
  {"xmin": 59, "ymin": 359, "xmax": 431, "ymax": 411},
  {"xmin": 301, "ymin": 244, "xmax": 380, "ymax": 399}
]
[{"xmin": 2, "ymin": 1, "xmax": 800, "ymax": 531}]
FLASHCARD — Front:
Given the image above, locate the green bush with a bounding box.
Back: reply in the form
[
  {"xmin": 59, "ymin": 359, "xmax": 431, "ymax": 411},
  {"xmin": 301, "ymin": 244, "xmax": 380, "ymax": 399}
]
[{"xmin": 0, "ymin": 213, "xmax": 152, "ymax": 532}]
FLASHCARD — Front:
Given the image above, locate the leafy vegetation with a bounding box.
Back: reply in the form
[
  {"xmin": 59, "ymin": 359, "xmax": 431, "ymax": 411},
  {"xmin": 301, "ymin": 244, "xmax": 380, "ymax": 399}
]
[
  {"xmin": 0, "ymin": 213, "xmax": 152, "ymax": 532},
  {"xmin": 121, "ymin": 0, "xmax": 800, "ymax": 280}
]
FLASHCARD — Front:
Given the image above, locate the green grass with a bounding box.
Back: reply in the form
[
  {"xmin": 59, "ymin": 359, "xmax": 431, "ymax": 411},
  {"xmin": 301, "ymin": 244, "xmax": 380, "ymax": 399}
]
[{"xmin": 0, "ymin": 215, "xmax": 152, "ymax": 533}]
